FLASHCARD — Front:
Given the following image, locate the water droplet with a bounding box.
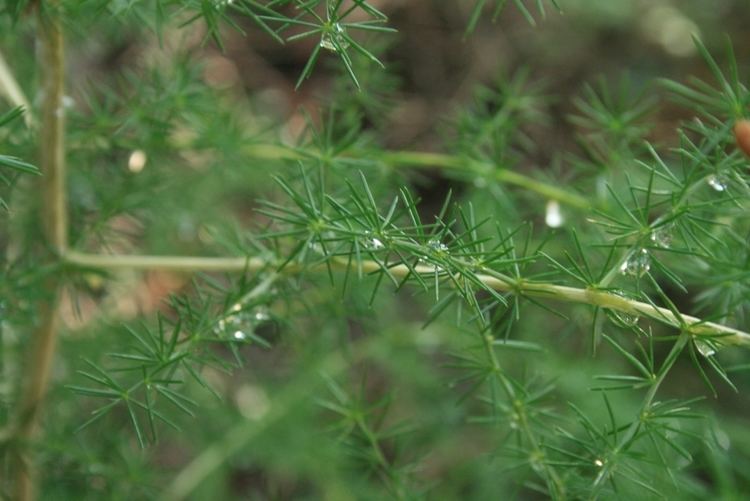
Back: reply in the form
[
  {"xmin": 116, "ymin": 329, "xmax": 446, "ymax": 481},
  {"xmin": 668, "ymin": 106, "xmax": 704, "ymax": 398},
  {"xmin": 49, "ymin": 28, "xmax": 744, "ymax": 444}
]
[
  {"xmin": 215, "ymin": 308, "xmax": 250, "ymax": 336},
  {"xmin": 545, "ymin": 200, "xmax": 564, "ymax": 228},
  {"xmin": 608, "ymin": 309, "xmax": 640, "ymax": 327},
  {"xmin": 128, "ymin": 150, "xmax": 147, "ymax": 173},
  {"xmin": 509, "ymin": 419, "xmax": 519, "ymax": 430},
  {"xmin": 320, "ymin": 23, "xmax": 349, "ymax": 52},
  {"xmin": 214, "ymin": 304, "xmax": 272, "ymax": 341},
  {"xmin": 650, "ymin": 224, "xmax": 673, "ymax": 248},
  {"xmin": 620, "ymin": 249, "xmax": 651, "ymax": 278},
  {"xmin": 362, "ymin": 232, "xmax": 385, "ymax": 251},
  {"xmin": 253, "ymin": 308, "xmax": 271, "ymax": 323},
  {"xmin": 695, "ymin": 339, "xmax": 716, "ymax": 357},
  {"xmin": 214, "ymin": 318, "xmax": 226, "ymax": 334},
  {"xmin": 707, "ymin": 174, "xmax": 728, "ymax": 192},
  {"xmin": 713, "ymin": 427, "xmax": 730, "ymax": 451},
  {"xmin": 529, "ymin": 455, "xmax": 545, "ymax": 473},
  {"xmin": 427, "ymin": 239, "xmax": 449, "ymax": 254}
]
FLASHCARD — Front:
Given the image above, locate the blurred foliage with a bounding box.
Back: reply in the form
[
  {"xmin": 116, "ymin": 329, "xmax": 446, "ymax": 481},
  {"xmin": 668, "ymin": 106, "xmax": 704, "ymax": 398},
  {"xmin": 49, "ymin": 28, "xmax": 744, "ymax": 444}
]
[{"xmin": 1, "ymin": 0, "xmax": 750, "ymax": 499}]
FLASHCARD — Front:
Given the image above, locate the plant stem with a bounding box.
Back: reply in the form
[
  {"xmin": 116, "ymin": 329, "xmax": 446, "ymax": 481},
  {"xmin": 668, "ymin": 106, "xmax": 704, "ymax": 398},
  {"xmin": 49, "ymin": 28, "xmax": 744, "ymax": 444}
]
[
  {"xmin": 38, "ymin": 4, "xmax": 67, "ymax": 255},
  {"xmin": 65, "ymin": 250, "xmax": 262, "ymax": 272},
  {"xmin": 63, "ymin": 251, "xmax": 750, "ymax": 347},
  {"xmin": 11, "ymin": 5, "xmax": 66, "ymax": 499},
  {"xmin": 479, "ymin": 328, "xmax": 567, "ymax": 498},
  {"xmin": 242, "ymin": 144, "xmax": 592, "ymax": 210},
  {"xmin": 588, "ymin": 331, "xmax": 690, "ymax": 499},
  {"xmin": 9, "ymin": 296, "xmax": 61, "ymax": 501}
]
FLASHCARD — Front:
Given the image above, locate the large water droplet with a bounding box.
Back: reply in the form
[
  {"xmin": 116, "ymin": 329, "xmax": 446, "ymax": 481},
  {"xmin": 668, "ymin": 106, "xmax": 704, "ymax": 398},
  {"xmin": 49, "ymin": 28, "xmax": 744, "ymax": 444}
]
[
  {"xmin": 695, "ymin": 339, "xmax": 716, "ymax": 357},
  {"xmin": 650, "ymin": 224, "xmax": 673, "ymax": 248},
  {"xmin": 608, "ymin": 309, "xmax": 640, "ymax": 327},
  {"xmin": 320, "ymin": 23, "xmax": 349, "ymax": 52},
  {"xmin": 128, "ymin": 150, "xmax": 147, "ymax": 173},
  {"xmin": 707, "ymin": 174, "xmax": 728, "ymax": 192},
  {"xmin": 253, "ymin": 307, "xmax": 271, "ymax": 323},
  {"xmin": 619, "ymin": 249, "xmax": 651, "ymax": 278},
  {"xmin": 545, "ymin": 200, "xmax": 564, "ymax": 228},
  {"xmin": 362, "ymin": 231, "xmax": 385, "ymax": 251}
]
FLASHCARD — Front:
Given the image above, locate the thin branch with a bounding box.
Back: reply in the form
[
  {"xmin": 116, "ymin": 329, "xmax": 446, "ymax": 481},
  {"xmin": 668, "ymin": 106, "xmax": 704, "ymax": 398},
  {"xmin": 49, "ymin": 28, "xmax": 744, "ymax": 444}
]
[
  {"xmin": 63, "ymin": 251, "xmax": 750, "ymax": 347},
  {"xmin": 10, "ymin": 291, "xmax": 61, "ymax": 501},
  {"xmin": 64, "ymin": 250, "xmax": 262, "ymax": 272},
  {"xmin": 38, "ymin": 4, "xmax": 67, "ymax": 255},
  {"xmin": 11, "ymin": 5, "xmax": 66, "ymax": 499},
  {"xmin": 242, "ymin": 144, "xmax": 592, "ymax": 210}
]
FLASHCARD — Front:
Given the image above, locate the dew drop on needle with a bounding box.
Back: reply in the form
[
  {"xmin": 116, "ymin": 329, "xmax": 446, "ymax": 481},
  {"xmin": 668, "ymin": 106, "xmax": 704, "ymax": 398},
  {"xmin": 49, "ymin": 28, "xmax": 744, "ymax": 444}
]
[
  {"xmin": 545, "ymin": 200, "xmax": 564, "ymax": 228},
  {"xmin": 620, "ymin": 248, "xmax": 651, "ymax": 277},
  {"xmin": 650, "ymin": 225, "xmax": 673, "ymax": 248},
  {"xmin": 320, "ymin": 24, "xmax": 349, "ymax": 52},
  {"xmin": 707, "ymin": 174, "xmax": 728, "ymax": 192},
  {"xmin": 695, "ymin": 339, "xmax": 716, "ymax": 358}
]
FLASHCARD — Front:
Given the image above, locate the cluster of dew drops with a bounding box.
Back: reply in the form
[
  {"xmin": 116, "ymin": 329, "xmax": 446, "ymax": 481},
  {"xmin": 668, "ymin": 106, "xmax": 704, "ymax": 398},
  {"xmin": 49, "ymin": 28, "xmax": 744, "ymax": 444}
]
[
  {"xmin": 320, "ymin": 23, "xmax": 349, "ymax": 52},
  {"xmin": 214, "ymin": 304, "xmax": 272, "ymax": 342},
  {"xmin": 617, "ymin": 162, "xmax": 736, "ymax": 279},
  {"xmin": 618, "ymin": 224, "xmax": 673, "ymax": 279}
]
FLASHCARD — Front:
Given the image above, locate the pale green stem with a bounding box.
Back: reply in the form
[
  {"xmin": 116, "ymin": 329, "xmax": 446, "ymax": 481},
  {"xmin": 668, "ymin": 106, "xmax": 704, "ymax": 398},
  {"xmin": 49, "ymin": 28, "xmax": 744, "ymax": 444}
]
[
  {"xmin": 242, "ymin": 144, "xmax": 592, "ymax": 210},
  {"xmin": 65, "ymin": 250, "xmax": 264, "ymax": 272},
  {"xmin": 63, "ymin": 251, "xmax": 750, "ymax": 347}
]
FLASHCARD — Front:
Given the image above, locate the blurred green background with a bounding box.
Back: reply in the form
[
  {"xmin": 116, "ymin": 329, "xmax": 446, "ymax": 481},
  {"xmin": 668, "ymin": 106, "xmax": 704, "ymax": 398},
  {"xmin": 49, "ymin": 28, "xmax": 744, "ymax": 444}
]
[{"xmin": 2, "ymin": 0, "xmax": 750, "ymax": 499}]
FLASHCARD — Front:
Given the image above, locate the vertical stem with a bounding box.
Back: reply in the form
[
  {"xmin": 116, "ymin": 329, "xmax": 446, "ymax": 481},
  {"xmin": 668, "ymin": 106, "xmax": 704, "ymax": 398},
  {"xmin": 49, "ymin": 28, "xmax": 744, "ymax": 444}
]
[
  {"xmin": 11, "ymin": 3, "xmax": 66, "ymax": 499},
  {"xmin": 10, "ymin": 299, "xmax": 61, "ymax": 501},
  {"xmin": 39, "ymin": 1, "xmax": 67, "ymax": 255}
]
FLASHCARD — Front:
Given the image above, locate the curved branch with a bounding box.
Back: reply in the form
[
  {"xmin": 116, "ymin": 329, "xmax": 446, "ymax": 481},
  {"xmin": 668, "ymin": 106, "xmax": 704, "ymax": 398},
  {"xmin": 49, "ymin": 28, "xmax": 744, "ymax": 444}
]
[
  {"xmin": 242, "ymin": 144, "xmax": 592, "ymax": 210},
  {"xmin": 64, "ymin": 251, "xmax": 750, "ymax": 347}
]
